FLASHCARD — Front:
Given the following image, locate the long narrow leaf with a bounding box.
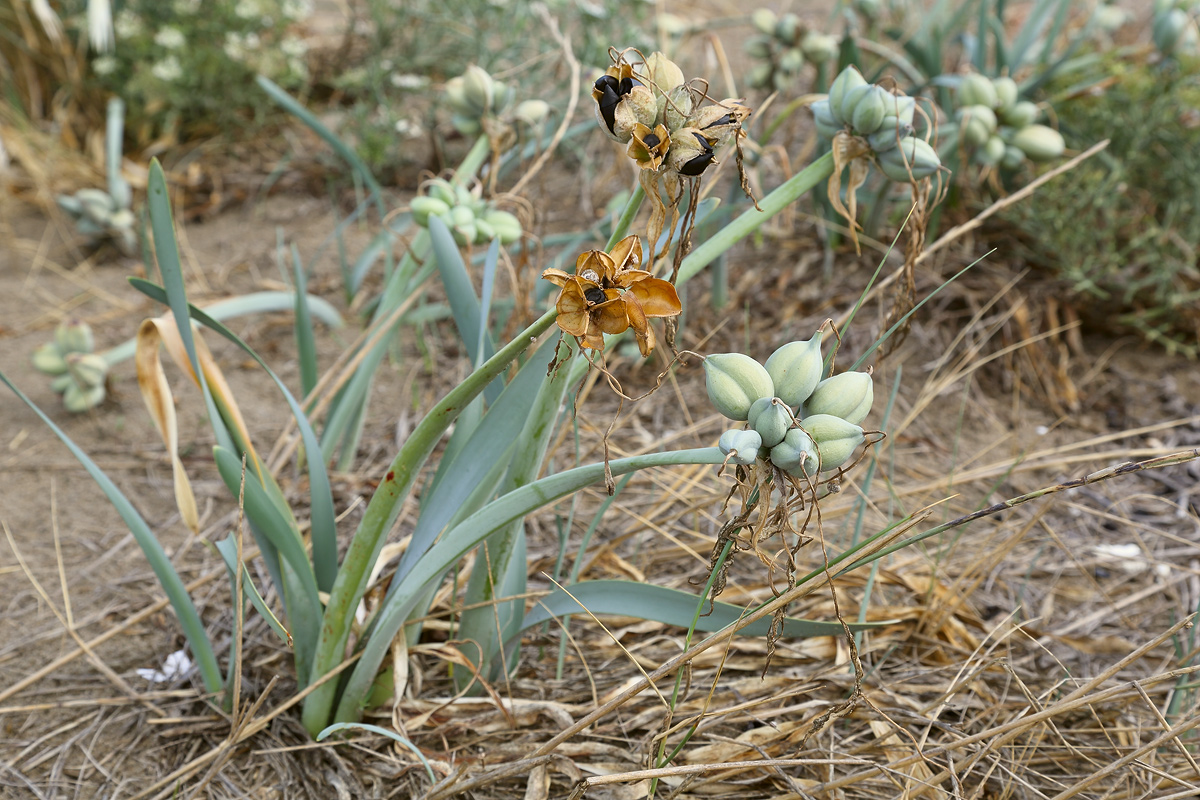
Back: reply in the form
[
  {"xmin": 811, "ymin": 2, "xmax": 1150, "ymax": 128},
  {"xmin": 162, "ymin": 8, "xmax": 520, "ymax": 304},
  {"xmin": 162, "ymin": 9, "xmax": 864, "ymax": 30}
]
[
  {"xmin": 332, "ymin": 447, "xmax": 728, "ymax": 724},
  {"xmin": 0, "ymin": 371, "xmax": 223, "ymax": 694},
  {"xmin": 521, "ymin": 581, "xmax": 893, "ymax": 637},
  {"xmin": 291, "ymin": 244, "xmax": 318, "ymax": 398}
]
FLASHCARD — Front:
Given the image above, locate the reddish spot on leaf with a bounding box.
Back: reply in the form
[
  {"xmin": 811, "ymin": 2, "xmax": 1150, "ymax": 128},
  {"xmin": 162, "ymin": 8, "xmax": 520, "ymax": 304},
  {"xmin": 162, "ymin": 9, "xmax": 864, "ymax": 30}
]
[{"xmin": 385, "ymin": 471, "xmax": 395, "ymax": 483}]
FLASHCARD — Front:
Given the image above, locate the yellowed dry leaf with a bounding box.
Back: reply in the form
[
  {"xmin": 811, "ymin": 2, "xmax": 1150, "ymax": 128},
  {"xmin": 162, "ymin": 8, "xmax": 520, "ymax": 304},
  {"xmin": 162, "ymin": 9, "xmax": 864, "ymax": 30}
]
[{"xmin": 135, "ymin": 318, "xmax": 199, "ymax": 534}]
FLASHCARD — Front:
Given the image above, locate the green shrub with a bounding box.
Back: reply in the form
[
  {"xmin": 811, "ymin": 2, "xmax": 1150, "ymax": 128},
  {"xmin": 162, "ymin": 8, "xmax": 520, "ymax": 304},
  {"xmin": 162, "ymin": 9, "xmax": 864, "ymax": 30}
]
[{"xmin": 1001, "ymin": 52, "xmax": 1200, "ymax": 355}]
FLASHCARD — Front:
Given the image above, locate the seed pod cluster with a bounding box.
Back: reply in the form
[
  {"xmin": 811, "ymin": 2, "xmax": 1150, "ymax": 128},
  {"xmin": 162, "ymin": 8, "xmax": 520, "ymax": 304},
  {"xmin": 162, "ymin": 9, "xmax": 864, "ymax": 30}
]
[
  {"xmin": 954, "ymin": 71, "xmax": 1065, "ymax": 167},
  {"xmin": 31, "ymin": 318, "xmax": 109, "ymax": 412},
  {"xmin": 743, "ymin": 9, "xmax": 838, "ymax": 93},
  {"xmin": 411, "ymin": 178, "xmax": 522, "ymax": 246},
  {"xmin": 1153, "ymin": 0, "xmax": 1199, "ymax": 55},
  {"xmin": 592, "ymin": 51, "xmax": 751, "ymax": 178},
  {"xmin": 444, "ymin": 65, "xmax": 548, "ymax": 139},
  {"xmin": 708, "ymin": 330, "xmax": 875, "ymax": 477},
  {"xmin": 813, "ymin": 66, "xmax": 941, "ymax": 183},
  {"xmin": 56, "ymin": 187, "xmax": 137, "ymax": 256}
]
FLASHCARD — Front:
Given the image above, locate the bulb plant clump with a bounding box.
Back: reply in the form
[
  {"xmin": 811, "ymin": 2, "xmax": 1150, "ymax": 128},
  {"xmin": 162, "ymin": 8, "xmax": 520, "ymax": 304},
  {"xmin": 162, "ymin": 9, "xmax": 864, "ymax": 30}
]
[
  {"xmin": 744, "ymin": 9, "xmax": 838, "ymax": 92},
  {"xmin": 31, "ymin": 319, "xmax": 110, "ymax": 412},
  {"xmin": 409, "ymin": 177, "xmax": 523, "ymax": 246},
  {"xmin": 811, "ymin": 66, "xmax": 942, "ymax": 183},
  {"xmin": 706, "ymin": 328, "xmax": 875, "ymax": 481},
  {"xmin": 953, "ymin": 72, "xmax": 1065, "ymax": 169}
]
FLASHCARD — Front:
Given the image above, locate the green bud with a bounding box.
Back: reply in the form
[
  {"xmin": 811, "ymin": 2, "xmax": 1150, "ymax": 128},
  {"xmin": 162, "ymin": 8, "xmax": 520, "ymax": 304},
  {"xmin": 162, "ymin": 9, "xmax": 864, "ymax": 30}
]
[
  {"xmin": 888, "ymin": 94, "xmax": 916, "ymax": 125},
  {"xmin": 461, "ymin": 65, "xmax": 495, "ymax": 116},
  {"xmin": 775, "ymin": 13, "xmax": 801, "ymax": 44},
  {"xmin": 779, "ymin": 47, "xmax": 805, "ymax": 74},
  {"xmin": 65, "ymin": 352, "xmax": 109, "ymax": 391},
  {"xmin": 744, "ymin": 35, "xmax": 774, "ymax": 60},
  {"xmin": 851, "ymin": 85, "xmax": 890, "ymax": 135},
  {"xmin": 1000, "ymin": 100, "xmax": 1039, "ymax": 128},
  {"xmin": 957, "ymin": 105, "xmax": 997, "ymax": 147},
  {"xmin": 751, "ymin": 8, "xmax": 778, "ymax": 35},
  {"xmin": 513, "ymin": 99, "xmax": 551, "ymax": 128},
  {"xmin": 877, "ymin": 136, "xmax": 941, "ymax": 181},
  {"xmin": 810, "ymin": 99, "xmax": 843, "ymax": 139},
  {"xmin": 992, "ymin": 76, "xmax": 1019, "ymax": 111},
  {"xmin": 63, "ymin": 382, "xmax": 106, "ymax": 413},
  {"xmin": 704, "ymin": 353, "xmax": 774, "ymax": 421},
  {"xmin": 770, "ymin": 428, "xmax": 818, "ymax": 477},
  {"xmin": 55, "ymin": 318, "xmax": 94, "ymax": 355},
  {"xmin": 483, "ymin": 209, "xmax": 522, "ymax": 244},
  {"xmin": 804, "ymin": 371, "xmax": 873, "ymax": 425},
  {"xmin": 1000, "ymin": 144, "xmax": 1026, "ymax": 170},
  {"xmin": 976, "ymin": 135, "xmax": 1006, "ymax": 166},
  {"xmin": 800, "ymin": 31, "xmax": 838, "ymax": 63},
  {"xmin": 802, "ymin": 414, "xmax": 865, "ymax": 472},
  {"xmin": 411, "ymin": 196, "xmax": 450, "ymax": 227},
  {"xmin": 32, "ymin": 342, "xmax": 68, "ymax": 375},
  {"xmin": 837, "ymin": 83, "xmax": 874, "ymax": 128},
  {"xmin": 718, "ymin": 428, "xmax": 762, "ymax": 466},
  {"xmin": 868, "ymin": 117, "xmax": 913, "ymax": 152},
  {"xmin": 958, "ymin": 73, "xmax": 998, "ymax": 109},
  {"xmin": 748, "ymin": 397, "xmax": 793, "ymax": 448},
  {"xmin": 828, "ymin": 66, "xmax": 868, "ymax": 126},
  {"xmin": 1012, "ymin": 124, "xmax": 1065, "ymax": 162},
  {"xmin": 764, "ymin": 333, "xmax": 823, "ymax": 408}
]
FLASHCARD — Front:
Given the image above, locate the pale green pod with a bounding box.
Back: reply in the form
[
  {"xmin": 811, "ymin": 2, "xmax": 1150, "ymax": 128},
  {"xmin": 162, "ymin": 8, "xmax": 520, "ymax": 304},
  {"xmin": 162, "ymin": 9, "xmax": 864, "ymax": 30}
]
[
  {"xmin": 425, "ymin": 178, "xmax": 456, "ymax": 205},
  {"xmin": 461, "ymin": 65, "xmax": 494, "ymax": 116},
  {"xmin": 444, "ymin": 76, "xmax": 468, "ymax": 113},
  {"xmin": 957, "ymin": 105, "xmax": 997, "ymax": 146},
  {"xmin": 1154, "ymin": 7, "xmax": 1188, "ymax": 53},
  {"xmin": 837, "ymin": 83, "xmax": 873, "ymax": 129},
  {"xmin": 958, "ymin": 73, "xmax": 998, "ymax": 109},
  {"xmin": 744, "ymin": 35, "xmax": 773, "ymax": 59},
  {"xmin": 992, "ymin": 76, "xmax": 1019, "ymax": 111},
  {"xmin": 764, "ymin": 333, "xmax": 823, "ymax": 408},
  {"xmin": 828, "ymin": 66, "xmax": 868, "ymax": 125},
  {"xmin": 32, "ymin": 342, "xmax": 68, "ymax": 375},
  {"xmin": 51, "ymin": 373, "xmax": 74, "ymax": 393},
  {"xmin": 75, "ymin": 189, "xmax": 116, "ymax": 225},
  {"xmin": 63, "ymin": 382, "xmax": 106, "ymax": 413},
  {"xmin": 1013, "ymin": 124, "xmax": 1065, "ymax": 162},
  {"xmin": 718, "ymin": 428, "xmax": 762, "ymax": 466},
  {"xmin": 1000, "ymin": 144, "xmax": 1026, "ymax": 170},
  {"xmin": 65, "ymin": 352, "xmax": 109, "ymax": 390},
  {"xmin": 976, "ymin": 135, "xmax": 1006, "ymax": 166},
  {"xmin": 1001, "ymin": 100, "xmax": 1039, "ymax": 128},
  {"xmin": 851, "ymin": 85, "xmax": 890, "ymax": 135},
  {"xmin": 877, "ymin": 136, "xmax": 941, "ymax": 181},
  {"xmin": 513, "ymin": 99, "xmax": 551, "ymax": 128},
  {"xmin": 804, "ymin": 371, "xmax": 873, "ymax": 425},
  {"xmin": 704, "ymin": 353, "xmax": 774, "ymax": 421},
  {"xmin": 483, "ymin": 209, "xmax": 522, "ymax": 243},
  {"xmin": 888, "ymin": 94, "xmax": 916, "ymax": 125},
  {"xmin": 750, "ymin": 398, "xmax": 793, "ymax": 448},
  {"xmin": 748, "ymin": 63, "xmax": 774, "ymax": 90},
  {"xmin": 775, "ymin": 13, "xmax": 801, "ymax": 44},
  {"xmin": 55, "ymin": 319, "xmax": 94, "ymax": 355},
  {"xmin": 770, "ymin": 428, "xmax": 818, "ymax": 477},
  {"xmin": 751, "ymin": 7, "xmax": 778, "ymax": 35},
  {"xmin": 472, "ymin": 218, "xmax": 495, "ymax": 243},
  {"xmin": 800, "ymin": 31, "xmax": 838, "ymax": 63},
  {"xmin": 780, "ymin": 47, "xmax": 805, "ymax": 74},
  {"xmin": 802, "ymin": 413, "xmax": 865, "ymax": 472},
  {"xmin": 810, "ymin": 99, "xmax": 843, "ymax": 139},
  {"xmin": 643, "ymin": 51, "xmax": 685, "ymax": 96},
  {"xmin": 663, "ymin": 84, "xmax": 694, "ymax": 131},
  {"xmin": 868, "ymin": 117, "xmax": 913, "ymax": 153},
  {"xmin": 411, "ymin": 196, "xmax": 450, "ymax": 227}
]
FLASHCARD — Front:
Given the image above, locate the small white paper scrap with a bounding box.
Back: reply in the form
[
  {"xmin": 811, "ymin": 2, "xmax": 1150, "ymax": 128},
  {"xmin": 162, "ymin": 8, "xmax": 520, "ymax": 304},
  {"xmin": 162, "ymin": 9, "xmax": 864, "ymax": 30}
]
[{"xmin": 136, "ymin": 649, "xmax": 194, "ymax": 683}]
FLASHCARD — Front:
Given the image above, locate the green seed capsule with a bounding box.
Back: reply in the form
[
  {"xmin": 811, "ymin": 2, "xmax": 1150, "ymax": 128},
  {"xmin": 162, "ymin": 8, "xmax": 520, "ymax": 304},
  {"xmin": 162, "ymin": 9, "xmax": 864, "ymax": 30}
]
[
  {"xmin": 957, "ymin": 105, "xmax": 997, "ymax": 147},
  {"xmin": 800, "ymin": 31, "xmax": 838, "ymax": 63},
  {"xmin": 851, "ymin": 85, "xmax": 890, "ymax": 135},
  {"xmin": 32, "ymin": 342, "xmax": 68, "ymax": 375},
  {"xmin": 958, "ymin": 73, "xmax": 998, "ymax": 109},
  {"xmin": 751, "ymin": 7, "xmax": 778, "ymax": 35},
  {"xmin": 65, "ymin": 352, "xmax": 109, "ymax": 390},
  {"xmin": 1000, "ymin": 144, "xmax": 1026, "ymax": 170},
  {"xmin": 461, "ymin": 65, "xmax": 495, "ymax": 116},
  {"xmin": 411, "ymin": 196, "xmax": 450, "ymax": 227},
  {"xmin": 837, "ymin": 83, "xmax": 874, "ymax": 129},
  {"xmin": 764, "ymin": 332, "xmax": 823, "ymax": 408},
  {"xmin": 483, "ymin": 209, "xmax": 522, "ymax": 244},
  {"xmin": 804, "ymin": 371, "xmax": 873, "ymax": 425},
  {"xmin": 55, "ymin": 319, "xmax": 95, "ymax": 355},
  {"xmin": 744, "ymin": 35, "xmax": 774, "ymax": 60},
  {"xmin": 749, "ymin": 398, "xmax": 793, "ymax": 448},
  {"xmin": 770, "ymin": 427, "xmax": 818, "ymax": 477},
  {"xmin": 63, "ymin": 382, "xmax": 106, "ymax": 413},
  {"xmin": 718, "ymin": 428, "xmax": 763, "ymax": 466},
  {"xmin": 877, "ymin": 136, "xmax": 941, "ymax": 182},
  {"xmin": 868, "ymin": 117, "xmax": 913, "ymax": 153},
  {"xmin": 1012, "ymin": 124, "xmax": 1065, "ymax": 162},
  {"xmin": 992, "ymin": 76, "xmax": 1019, "ymax": 111},
  {"xmin": 779, "ymin": 47, "xmax": 806, "ymax": 74},
  {"xmin": 828, "ymin": 66, "xmax": 868, "ymax": 125},
  {"xmin": 810, "ymin": 99, "xmax": 843, "ymax": 139},
  {"xmin": 802, "ymin": 413, "xmax": 865, "ymax": 472},
  {"xmin": 704, "ymin": 353, "xmax": 774, "ymax": 421},
  {"xmin": 1001, "ymin": 100, "xmax": 1039, "ymax": 129}
]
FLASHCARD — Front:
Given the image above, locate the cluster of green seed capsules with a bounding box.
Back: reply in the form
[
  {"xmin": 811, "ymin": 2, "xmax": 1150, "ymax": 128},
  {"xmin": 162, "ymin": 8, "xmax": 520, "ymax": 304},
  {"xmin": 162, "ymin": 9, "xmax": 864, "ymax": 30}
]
[
  {"xmin": 409, "ymin": 178, "xmax": 523, "ymax": 247},
  {"xmin": 704, "ymin": 330, "xmax": 873, "ymax": 479},
  {"xmin": 31, "ymin": 319, "xmax": 109, "ymax": 412},
  {"xmin": 444, "ymin": 64, "xmax": 551, "ymax": 138},
  {"xmin": 810, "ymin": 66, "xmax": 942, "ymax": 183},
  {"xmin": 953, "ymin": 73, "xmax": 1065, "ymax": 169},
  {"xmin": 1153, "ymin": 0, "xmax": 1200, "ymax": 55},
  {"xmin": 743, "ymin": 9, "xmax": 838, "ymax": 93}
]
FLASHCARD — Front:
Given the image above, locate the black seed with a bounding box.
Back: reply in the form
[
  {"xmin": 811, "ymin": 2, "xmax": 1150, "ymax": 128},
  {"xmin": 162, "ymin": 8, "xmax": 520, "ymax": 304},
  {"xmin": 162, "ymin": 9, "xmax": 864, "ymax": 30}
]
[
  {"xmin": 597, "ymin": 86, "xmax": 620, "ymax": 132},
  {"xmin": 595, "ymin": 75, "xmax": 619, "ymax": 93},
  {"xmin": 585, "ymin": 287, "xmax": 607, "ymax": 305},
  {"xmin": 679, "ymin": 151, "xmax": 715, "ymax": 176},
  {"xmin": 643, "ymin": 133, "xmax": 661, "ymax": 148},
  {"xmin": 703, "ymin": 114, "xmax": 733, "ymax": 129}
]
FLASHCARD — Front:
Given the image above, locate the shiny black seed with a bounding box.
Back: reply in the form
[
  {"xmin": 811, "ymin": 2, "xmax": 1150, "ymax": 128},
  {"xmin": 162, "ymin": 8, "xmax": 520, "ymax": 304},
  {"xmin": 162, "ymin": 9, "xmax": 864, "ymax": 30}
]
[
  {"xmin": 703, "ymin": 114, "xmax": 734, "ymax": 129},
  {"xmin": 643, "ymin": 133, "xmax": 661, "ymax": 148},
  {"xmin": 595, "ymin": 75, "xmax": 619, "ymax": 93},
  {"xmin": 597, "ymin": 86, "xmax": 621, "ymax": 133},
  {"xmin": 679, "ymin": 152, "xmax": 715, "ymax": 176},
  {"xmin": 619, "ymin": 76, "xmax": 642, "ymax": 95},
  {"xmin": 584, "ymin": 287, "xmax": 607, "ymax": 305}
]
